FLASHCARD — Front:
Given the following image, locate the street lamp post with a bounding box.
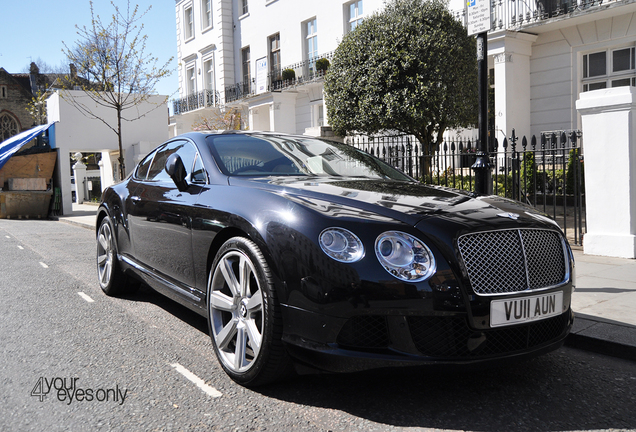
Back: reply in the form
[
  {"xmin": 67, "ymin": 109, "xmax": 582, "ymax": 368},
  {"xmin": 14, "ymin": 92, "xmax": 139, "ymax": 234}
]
[{"xmin": 472, "ymin": 32, "xmax": 492, "ymax": 195}]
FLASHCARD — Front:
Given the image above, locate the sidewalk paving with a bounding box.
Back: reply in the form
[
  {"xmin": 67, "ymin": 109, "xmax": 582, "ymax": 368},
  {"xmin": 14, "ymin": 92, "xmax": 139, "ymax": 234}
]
[{"xmin": 59, "ymin": 203, "xmax": 636, "ymax": 362}]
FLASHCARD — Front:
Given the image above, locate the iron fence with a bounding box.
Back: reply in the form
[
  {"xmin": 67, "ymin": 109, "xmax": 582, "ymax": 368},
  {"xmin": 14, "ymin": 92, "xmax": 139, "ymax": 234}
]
[
  {"xmin": 223, "ymin": 51, "xmax": 335, "ymax": 103},
  {"xmin": 346, "ymin": 131, "xmax": 586, "ymax": 245},
  {"xmin": 450, "ymin": 0, "xmax": 624, "ymax": 32},
  {"xmin": 173, "ymin": 90, "xmax": 221, "ymax": 115}
]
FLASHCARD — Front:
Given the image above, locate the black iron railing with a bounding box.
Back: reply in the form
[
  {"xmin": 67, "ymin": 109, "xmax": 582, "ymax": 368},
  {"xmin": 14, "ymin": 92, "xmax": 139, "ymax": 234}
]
[
  {"xmin": 451, "ymin": 0, "xmax": 625, "ymax": 31},
  {"xmin": 173, "ymin": 90, "xmax": 220, "ymax": 114},
  {"xmin": 223, "ymin": 51, "xmax": 335, "ymax": 103},
  {"xmin": 346, "ymin": 130, "xmax": 586, "ymax": 245}
]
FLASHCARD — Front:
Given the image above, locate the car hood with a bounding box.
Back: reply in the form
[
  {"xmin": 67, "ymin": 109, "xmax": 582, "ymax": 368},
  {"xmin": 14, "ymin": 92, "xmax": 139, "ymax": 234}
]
[{"xmin": 229, "ymin": 176, "xmax": 561, "ymax": 232}]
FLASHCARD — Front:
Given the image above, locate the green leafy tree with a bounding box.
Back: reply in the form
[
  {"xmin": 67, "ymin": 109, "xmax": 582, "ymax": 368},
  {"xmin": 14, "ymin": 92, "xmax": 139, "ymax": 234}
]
[
  {"xmin": 324, "ymin": 0, "xmax": 478, "ymax": 175},
  {"xmin": 62, "ymin": 1, "xmax": 173, "ymax": 179}
]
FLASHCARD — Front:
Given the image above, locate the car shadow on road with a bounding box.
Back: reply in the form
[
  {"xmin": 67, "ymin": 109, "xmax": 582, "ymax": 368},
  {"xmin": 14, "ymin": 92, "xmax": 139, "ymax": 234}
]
[
  {"xmin": 120, "ymin": 283, "xmax": 209, "ymax": 335},
  {"xmin": 254, "ymin": 349, "xmax": 636, "ymax": 432}
]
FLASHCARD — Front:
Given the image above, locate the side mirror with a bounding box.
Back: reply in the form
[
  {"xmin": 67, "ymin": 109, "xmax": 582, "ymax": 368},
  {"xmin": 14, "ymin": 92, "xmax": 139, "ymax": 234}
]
[{"xmin": 165, "ymin": 153, "xmax": 188, "ymax": 191}]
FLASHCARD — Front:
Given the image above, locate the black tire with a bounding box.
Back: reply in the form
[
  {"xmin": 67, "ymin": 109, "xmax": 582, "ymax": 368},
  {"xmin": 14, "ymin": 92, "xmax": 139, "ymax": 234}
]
[
  {"xmin": 96, "ymin": 216, "xmax": 134, "ymax": 296},
  {"xmin": 207, "ymin": 237, "xmax": 292, "ymax": 386}
]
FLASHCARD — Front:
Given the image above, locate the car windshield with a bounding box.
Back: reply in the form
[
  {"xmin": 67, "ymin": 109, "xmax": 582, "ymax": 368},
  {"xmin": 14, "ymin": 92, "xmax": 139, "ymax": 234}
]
[{"xmin": 206, "ymin": 135, "xmax": 411, "ymax": 181}]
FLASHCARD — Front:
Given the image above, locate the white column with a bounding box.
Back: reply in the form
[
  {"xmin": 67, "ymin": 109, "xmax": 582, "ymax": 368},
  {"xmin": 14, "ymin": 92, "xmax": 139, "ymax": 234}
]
[
  {"xmin": 489, "ymin": 31, "xmax": 538, "ymax": 142},
  {"xmin": 576, "ymin": 87, "xmax": 636, "ymax": 258},
  {"xmin": 73, "ymin": 161, "xmax": 87, "ymax": 205}
]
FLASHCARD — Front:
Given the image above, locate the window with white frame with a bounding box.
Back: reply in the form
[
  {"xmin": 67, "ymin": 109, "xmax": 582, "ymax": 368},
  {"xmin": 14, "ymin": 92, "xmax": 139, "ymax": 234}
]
[
  {"xmin": 203, "ymin": 57, "xmax": 214, "ymax": 93},
  {"xmin": 269, "ymin": 33, "xmax": 281, "ymax": 81},
  {"xmin": 184, "ymin": 4, "xmax": 194, "ymax": 40},
  {"xmin": 241, "ymin": 0, "xmax": 248, "ymax": 15},
  {"xmin": 582, "ymin": 47, "xmax": 636, "ymax": 92},
  {"xmin": 186, "ymin": 65, "xmax": 197, "ymax": 95},
  {"xmin": 346, "ymin": 0, "xmax": 363, "ymax": 33},
  {"xmin": 242, "ymin": 47, "xmax": 251, "ymax": 85},
  {"xmin": 305, "ymin": 18, "xmax": 318, "ymax": 75},
  {"xmin": 201, "ymin": 0, "xmax": 212, "ymax": 30}
]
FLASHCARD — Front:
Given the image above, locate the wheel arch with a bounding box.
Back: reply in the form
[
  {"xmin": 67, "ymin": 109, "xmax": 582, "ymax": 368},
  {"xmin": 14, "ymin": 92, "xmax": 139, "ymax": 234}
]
[{"xmin": 205, "ymin": 225, "xmax": 287, "ymax": 301}]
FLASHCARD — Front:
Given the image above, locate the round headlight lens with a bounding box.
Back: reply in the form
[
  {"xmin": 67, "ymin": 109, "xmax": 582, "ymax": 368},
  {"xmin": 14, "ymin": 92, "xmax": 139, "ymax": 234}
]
[
  {"xmin": 319, "ymin": 228, "xmax": 364, "ymax": 263},
  {"xmin": 375, "ymin": 231, "xmax": 436, "ymax": 282}
]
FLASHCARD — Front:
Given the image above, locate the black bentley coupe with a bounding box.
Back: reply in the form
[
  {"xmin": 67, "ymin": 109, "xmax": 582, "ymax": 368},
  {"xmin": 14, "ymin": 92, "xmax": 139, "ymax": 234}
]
[{"xmin": 96, "ymin": 131, "xmax": 575, "ymax": 386}]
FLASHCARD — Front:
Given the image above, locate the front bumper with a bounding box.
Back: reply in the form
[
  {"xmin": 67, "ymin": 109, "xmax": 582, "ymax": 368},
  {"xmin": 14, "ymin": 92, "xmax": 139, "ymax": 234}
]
[{"xmin": 281, "ymin": 305, "xmax": 574, "ymax": 373}]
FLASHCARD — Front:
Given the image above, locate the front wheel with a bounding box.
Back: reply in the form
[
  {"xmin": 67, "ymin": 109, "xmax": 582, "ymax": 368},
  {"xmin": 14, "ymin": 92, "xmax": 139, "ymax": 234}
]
[{"xmin": 207, "ymin": 237, "xmax": 291, "ymax": 386}]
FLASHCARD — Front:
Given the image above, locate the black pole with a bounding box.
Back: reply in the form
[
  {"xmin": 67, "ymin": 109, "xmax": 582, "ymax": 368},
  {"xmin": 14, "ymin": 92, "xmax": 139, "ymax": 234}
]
[{"xmin": 472, "ymin": 32, "xmax": 492, "ymax": 195}]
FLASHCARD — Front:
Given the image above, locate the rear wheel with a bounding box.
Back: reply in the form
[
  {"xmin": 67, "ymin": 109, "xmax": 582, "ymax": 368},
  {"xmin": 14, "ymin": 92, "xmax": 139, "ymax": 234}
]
[
  {"xmin": 97, "ymin": 216, "xmax": 134, "ymax": 296},
  {"xmin": 207, "ymin": 237, "xmax": 291, "ymax": 386}
]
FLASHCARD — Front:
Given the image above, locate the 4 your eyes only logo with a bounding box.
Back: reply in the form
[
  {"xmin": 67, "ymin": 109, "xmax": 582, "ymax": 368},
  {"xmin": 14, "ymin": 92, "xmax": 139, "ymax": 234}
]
[{"xmin": 31, "ymin": 377, "xmax": 128, "ymax": 405}]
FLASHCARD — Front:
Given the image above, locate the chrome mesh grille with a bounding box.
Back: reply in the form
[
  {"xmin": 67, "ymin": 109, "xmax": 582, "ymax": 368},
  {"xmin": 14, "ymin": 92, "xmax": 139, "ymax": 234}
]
[{"xmin": 457, "ymin": 229, "xmax": 567, "ymax": 295}]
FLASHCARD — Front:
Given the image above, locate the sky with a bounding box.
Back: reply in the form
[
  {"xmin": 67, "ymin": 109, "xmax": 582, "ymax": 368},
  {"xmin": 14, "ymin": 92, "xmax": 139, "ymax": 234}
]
[{"xmin": 0, "ymin": 0, "xmax": 178, "ymax": 98}]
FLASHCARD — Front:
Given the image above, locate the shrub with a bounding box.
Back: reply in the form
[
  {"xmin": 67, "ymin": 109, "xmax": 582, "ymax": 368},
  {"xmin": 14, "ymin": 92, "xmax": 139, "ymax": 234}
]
[
  {"xmin": 316, "ymin": 58, "xmax": 330, "ymax": 72},
  {"xmin": 281, "ymin": 68, "xmax": 296, "ymax": 81}
]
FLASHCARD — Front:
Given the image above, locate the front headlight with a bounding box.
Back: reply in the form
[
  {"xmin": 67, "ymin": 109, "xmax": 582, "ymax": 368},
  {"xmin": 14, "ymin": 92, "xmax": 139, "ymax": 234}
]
[
  {"xmin": 375, "ymin": 231, "xmax": 436, "ymax": 282},
  {"xmin": 319, "ymin": 228, "xmax": 364, "ymax": 263}
]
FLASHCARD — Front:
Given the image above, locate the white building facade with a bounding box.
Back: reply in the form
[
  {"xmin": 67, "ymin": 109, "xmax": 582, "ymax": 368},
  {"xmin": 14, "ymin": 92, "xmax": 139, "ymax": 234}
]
[
  {"xmin": 47, "ymin": 91, "xmax": 168, "ymax": 215},
  {"xmin": 172, "ymin": 0, "xmax": 636, "ymax": 140},
  {"xmin": 445, "ymin": 0, "xmax": 636, "ymax": 141},
  {"xmin": 171, "ymin": 0, "xmax": 385, "ymax": 137}
]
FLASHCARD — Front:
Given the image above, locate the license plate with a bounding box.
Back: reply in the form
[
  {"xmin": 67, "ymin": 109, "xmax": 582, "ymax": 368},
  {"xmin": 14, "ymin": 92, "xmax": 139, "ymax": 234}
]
[{"xmin": 490, "ymin": 291, "xmax": 564, "ymax": 327}]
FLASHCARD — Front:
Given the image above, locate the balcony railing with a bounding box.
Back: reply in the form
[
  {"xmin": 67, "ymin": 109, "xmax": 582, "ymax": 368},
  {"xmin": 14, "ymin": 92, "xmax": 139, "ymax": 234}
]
[
  {"xmin": 452, "ymin": 0, "xmax": 626, "ymax": 31},
  {"xmin": 223, "ymin": 51, "xmax": 335, "ymax": 103},
  {"xmin": 225, "ymin": 81, "xmax": 254, "ymax": 104},
  {"xmin": 173, "ymin": 89, "xmax": 220, "ymax": 115}
]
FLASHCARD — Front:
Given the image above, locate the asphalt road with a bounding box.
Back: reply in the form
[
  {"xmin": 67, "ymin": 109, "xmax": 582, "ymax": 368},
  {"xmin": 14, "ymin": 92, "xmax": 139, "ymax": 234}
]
[{"xmin": 1, "ymin": 219, "xmax": 635, "ymax": 432}]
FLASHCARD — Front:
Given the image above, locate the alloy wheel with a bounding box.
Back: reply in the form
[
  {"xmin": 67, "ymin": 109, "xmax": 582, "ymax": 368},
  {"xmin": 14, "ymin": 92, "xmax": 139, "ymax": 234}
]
[
  {"xmin": 209, "ymin": 250, "xmax": 264, "ymax": 373},
  {"xmin": 97, "ymin": 221, "xmax": 114, "ymax": 288}
]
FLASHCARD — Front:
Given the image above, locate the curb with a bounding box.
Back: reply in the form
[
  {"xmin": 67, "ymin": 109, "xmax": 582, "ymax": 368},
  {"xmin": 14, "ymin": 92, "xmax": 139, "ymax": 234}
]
[{"xmin": 565, "ymin": 314, "xmax": 636, "ymax": 362}]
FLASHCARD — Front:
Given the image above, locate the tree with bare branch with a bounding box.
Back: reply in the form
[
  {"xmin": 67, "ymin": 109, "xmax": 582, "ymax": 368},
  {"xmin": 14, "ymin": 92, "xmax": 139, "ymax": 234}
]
[
  {"xmin": 192, "ymin": 108, "xmax": 245, "ymax": 131},
  {"xmin": 62, "ymin": 1, "xmax": 173, "ymax": 179}
]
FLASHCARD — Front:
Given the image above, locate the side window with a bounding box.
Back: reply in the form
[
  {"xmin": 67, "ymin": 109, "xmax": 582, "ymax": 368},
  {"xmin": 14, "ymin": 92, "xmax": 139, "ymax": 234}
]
[
  {"xmin": 143, "ymin": 140, "xmax": 206, "ymax": 184},
  {"xmin": 147, "ymin": 142, "xmax": 182, "ymax": 182},
  {"xmin": 191, "ymin": 153, "xmax": 207, "ymax": 183},
  {"xmin": 135, "ymin": 146, "xmax": 163, "ymax": 180}
]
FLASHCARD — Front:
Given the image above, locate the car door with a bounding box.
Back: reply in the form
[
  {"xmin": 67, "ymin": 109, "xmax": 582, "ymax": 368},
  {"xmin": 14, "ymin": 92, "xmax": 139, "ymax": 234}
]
[{"xmin": 127, "ymin": 139, "xmax": 202, "ymax": 289}]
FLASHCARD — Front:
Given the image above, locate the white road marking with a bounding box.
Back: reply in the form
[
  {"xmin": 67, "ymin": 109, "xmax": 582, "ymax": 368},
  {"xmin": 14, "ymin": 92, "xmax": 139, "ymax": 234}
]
[
  {"xmin": 5, "ymin": 235, "xmax": 10, "ymax": 238},
  {"xmin": 39, "ymin": 262, "xmax": 48, "ymax": 268},
  {"xmin": 78, "ymin": 292, "xmax": 95, "ymax": 303},
  {"xmin": 170, "ymin": 363, "xmax": 222, "ymax": 398},
  {"xmin": 17, "ymin": 245, "xmax": 23, "ymax": 250}
]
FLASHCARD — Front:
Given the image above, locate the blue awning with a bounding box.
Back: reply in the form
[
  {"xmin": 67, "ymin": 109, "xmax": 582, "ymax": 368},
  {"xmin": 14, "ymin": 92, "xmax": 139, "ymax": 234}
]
[{"xmin": 0, "ymin": 122, "xmax": 55, "ymax": 172}]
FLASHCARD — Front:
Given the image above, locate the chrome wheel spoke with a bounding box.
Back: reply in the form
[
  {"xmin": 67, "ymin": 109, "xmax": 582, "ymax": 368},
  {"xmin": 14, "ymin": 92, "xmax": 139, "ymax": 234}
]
[
  {"xmin": 209, "ymin": 291, "xmax": 235, "ymax": 312},
  {"xmin": 238, "ymin": 256, "xmax": 251, "ymax": 297},
  {"xmin": 245, "ymin": 319, "xmax": 262, "ymax": 358},
  {"xmin": 98, "ymin": 232, "xmax": 109, "ymax": 252},
  {"xmin": 101, "ymin": 260, "xmax": 111, "ymax": 284},
  {"xmin": 219, "ymin": 256, "xmax": 241, "ymax": 297},
  {"xmin": 97, "ymin": 252, "xmax": 108, "ymax": 266},
  {"xmin": 234, "ymin": 326, "xmax": 248, "ymax": 370},
  {"xmin": 216, "ymin": 318, "xmax": 238, "ymax": 350},
  {"xmin": 246, "ymin": 289, "xmax": 262, "ymax": 313}
]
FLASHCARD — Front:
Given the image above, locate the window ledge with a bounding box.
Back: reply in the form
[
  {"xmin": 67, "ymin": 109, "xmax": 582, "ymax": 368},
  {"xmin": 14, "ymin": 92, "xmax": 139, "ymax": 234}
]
[{"xmin": 239, "ymin": 12, "xmax": 250, "ymax": 20}]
